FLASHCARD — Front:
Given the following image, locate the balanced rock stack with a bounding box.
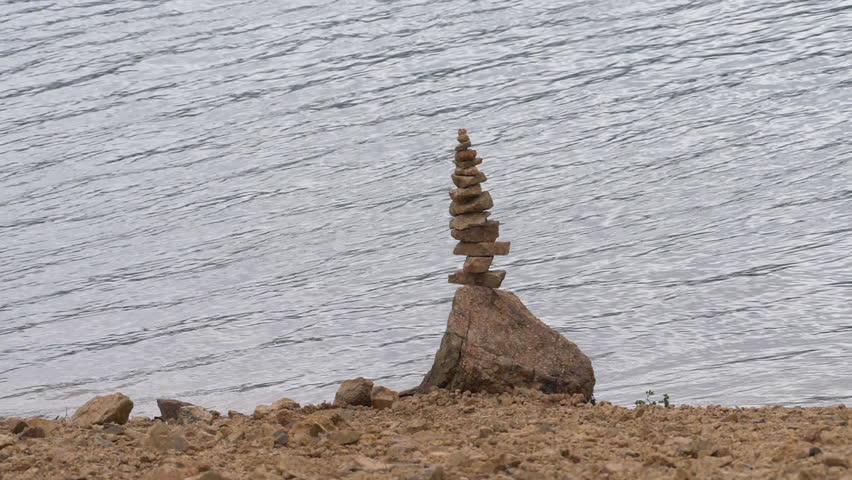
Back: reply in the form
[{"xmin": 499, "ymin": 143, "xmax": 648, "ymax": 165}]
[{"xmin": 448, "ymin": 129, "xmax": 510, "ymax": 289}]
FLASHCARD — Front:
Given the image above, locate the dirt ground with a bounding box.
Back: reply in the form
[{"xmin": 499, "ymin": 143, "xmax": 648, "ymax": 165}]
[{"xmin": 1, "ymin": 388, "xmax": 849, "ymax": 480}]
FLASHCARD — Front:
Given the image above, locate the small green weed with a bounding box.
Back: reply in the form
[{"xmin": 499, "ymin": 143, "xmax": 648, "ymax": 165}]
[{"xmin": 634, "ymin": 390, "xmax": 671, "ymax": 408}]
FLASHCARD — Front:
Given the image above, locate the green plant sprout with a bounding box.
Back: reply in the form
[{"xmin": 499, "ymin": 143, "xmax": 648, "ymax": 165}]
[{"xmin": 634, "ymin": 390, "xmax": 671, "ymax": 408}]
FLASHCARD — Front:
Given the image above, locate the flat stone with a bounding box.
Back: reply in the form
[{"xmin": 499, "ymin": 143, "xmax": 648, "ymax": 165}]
[
  {"xmin": 454, "ymin": 242, "xmax": 511, "ymax": 256},
  {"xmin": 449, "ymin": 185, "xmax": 481, "ymax": 201},
  {"xmin": 451, "ymin": 221, "xmax": 499, "ymax": 243},
  {"xmin": 457, "ymin": 133, "xmax": 470, "ymax": 143},
  {"xmin": 451, "ymin": 172, "xmax": 487, "ymax": 188},
  {"xmin": 463, "ymin": 256, "xmax": 494, "ymax": 273},
  {"xmin": 454, "ymin": 166, "xmax": 481, "ymax": 176},
  {"xmin": 450, "ymin": 192, "xmax": 493, "ymax": 216},
  {"xmin": 455, "ymin": 150, "xmax": 477, "ymax": 162},
  {"xmin": 449, "ymin": 212, "xmax": 491, "ymax": 230},
  {"xmin": 72, "ymin": 393, "xmax": 134, "ymax": 427},
  {"xmin": 455, "ymin": 141, "xmax": 472, "ymax": 151},
  {"xmin": 448, "ymin": 270, "xmax": 506, "ymax": 288},
  {"xmin": 455, "ymin": 157, "xmax": 482, "ymax": 169}
]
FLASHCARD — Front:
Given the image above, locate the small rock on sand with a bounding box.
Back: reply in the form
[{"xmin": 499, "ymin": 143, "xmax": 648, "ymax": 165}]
[
  {"xmin": 156, "ymin": 399, "xmax": 193, "ymax": 421},
  {"xmin": 371, "ymin": 386, "xmax": 399, "ymax": 410},
  {"xmin": 177, "ymin": 405, "xmax": 216, "ymax": 425},
  {"xmin": 72, "ymin": 393, "xmax": 134, "ymax": 427},
  {"xmin": 334, "ymin": 377, "xmax": 374, "ymax": 407},
  {"xmin": 253, "ymin": 398, "xmax": 300, "ymax": 421}
]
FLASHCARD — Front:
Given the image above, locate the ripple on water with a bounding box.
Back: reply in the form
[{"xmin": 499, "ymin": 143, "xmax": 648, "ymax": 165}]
[{"xmin": 0, "ymin": 0, "xmax": 850, "ymax": 417}]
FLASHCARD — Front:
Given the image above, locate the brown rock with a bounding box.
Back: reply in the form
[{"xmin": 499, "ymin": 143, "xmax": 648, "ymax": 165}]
[
  {"xmin": 2, "ymin": 418, "xmax": 27, "ymax": 435},
  {"xmin": 329, "ymin": 430, "xmax": 362, "ymax": 445},
  {"xmin": 448, "ymin": 270, "xmax": 506, "ymax": 288},
  {"xmin": 177, "ymin": 405, "xmax": 216, "ymax": 425},
  {"xmin": 334, "ymin": 377, "xmax": 374, "ymax": 407},
  {"xmin": 457, "ymin": 133, "xmax": 470, "ymax": 143},
  {"xmin": 452, "ymin": 221, "xmax": 499, "ymax": 243},
  {"xmin": 156, "ymin": 399, "xmax": 192, "ymax": 421},
  {"xmin": 451, "ymin": 172, "xmax": 487, "ymax": 188},
  {"xmin": 371, "ymin": 386, "xmax": 399, "ymax": 410},
  {"xmin": 419, "ymin": 286, "xmax": 595, "ymax": 398},
  {"xmin": 72, "ymin": 393, "xmax": 134, "ymax": 427},
  {"xmin": 450, "ymin": 192, "xmax": 493, "ymax": 216},
  {"xmin": 449, "ymin": 212, "xmax": 491, "ymax": 230},
  {"xmin": 454, "ymin": 166, "xmax": 481, "ymax": 176},
  {"xmin": 253, "ymin": 397, "xmax": 301, "ymax": 420},
  {"xmin": 455, "ymin": 157, "xmax": 482, "ymax": 169},
  {"xmin": 455, "ymin": 150, "xmax": 477, "ymax": 162},
  {"xmin": 449, "ymin": 185, "xmax": 482, "ymax": 201},
  {"xmin": 463, "ymin": 256, "xmax": 494, "ymax": 273},
  {"xmin": 454, "ymin": 241, "xmax": 510, "ymax": 256},
  {"xmin": 455, "ymin": 141, "xmax": 472, "ymax": 151},
  {"xmin": 18, "ymin": 426, "xmax": 45, "ymax": 439},
  {"xmin": 142, "ymin": 422, "xmax": 187, "ymax": 452}
]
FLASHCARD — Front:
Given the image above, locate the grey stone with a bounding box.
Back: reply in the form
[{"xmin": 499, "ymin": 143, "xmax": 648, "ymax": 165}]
[
  {"xmin": 450, "ymin": 192, "xmax": 493, "ymax": 216},
  {"xmin": 449, "ymin": 212, "xmax": 491, "ymax": 231},
  {"xmin": 448, "ymin": 270, "xmax": 506, "ymax": 288},
  {"xmin": 451, "ymin": 172, "xmax": 487, "ymax": 188},
  {"xmin": 462, "ymin": 256, "xmax": 494, "ymax": 273},
  {"xmin": 451, "ymin": 221, "xmax": 499, "ymax": 243},
  {"xmin": 449, "ymin": 185, "xmax": 482, "ymax": 201},
  {"xmin": 453, "ymin": 241, "xmax": 510, "ymax": 256}
]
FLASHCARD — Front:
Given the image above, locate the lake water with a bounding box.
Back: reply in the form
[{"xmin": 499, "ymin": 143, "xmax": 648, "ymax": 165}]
[{"xmin": 1, "ymin": 0, "xmax": 850, "ymax": 418}]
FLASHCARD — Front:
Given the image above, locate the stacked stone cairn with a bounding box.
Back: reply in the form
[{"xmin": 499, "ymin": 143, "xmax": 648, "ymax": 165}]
[{"xmin": 448, "ymin": 129, "xmax": 510, "ymax": 289}]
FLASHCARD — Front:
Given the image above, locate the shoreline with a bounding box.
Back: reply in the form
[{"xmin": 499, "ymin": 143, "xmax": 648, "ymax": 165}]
[{"xmin": 1, "ymin": 388, "xmax": 849, "ymax": 479}]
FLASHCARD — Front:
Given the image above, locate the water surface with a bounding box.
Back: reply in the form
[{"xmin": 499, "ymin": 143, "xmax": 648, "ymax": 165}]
[{"xmin": 1, "ymin": 0, "xmax": 850, "ymax": 417}]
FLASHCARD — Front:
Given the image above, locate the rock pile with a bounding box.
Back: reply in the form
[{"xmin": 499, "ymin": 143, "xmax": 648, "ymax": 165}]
[{"xmin": 448, "ymin": 129, "xmax": 510, "ymax": 289}]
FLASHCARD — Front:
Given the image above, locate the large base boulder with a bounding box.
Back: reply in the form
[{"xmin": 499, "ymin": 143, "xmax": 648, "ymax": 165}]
[{"xmin": 418, "ymin": 286, "xmax": 595, "ymax": 399}]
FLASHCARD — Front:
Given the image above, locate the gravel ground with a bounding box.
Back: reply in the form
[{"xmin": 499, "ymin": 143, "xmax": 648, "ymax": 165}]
[{"xmin": 1, "ymin": 388, "xmax": 849, "ymax": 480}]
